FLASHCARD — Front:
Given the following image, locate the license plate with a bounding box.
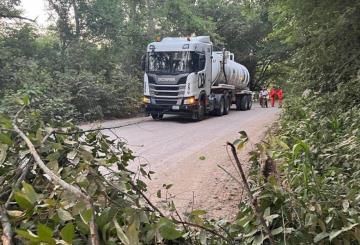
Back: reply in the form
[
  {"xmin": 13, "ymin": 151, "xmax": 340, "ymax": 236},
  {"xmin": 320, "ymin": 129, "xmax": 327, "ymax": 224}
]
[{"xmin": 172, "ymin": 105, "xmax": 180, "ymax": 110}]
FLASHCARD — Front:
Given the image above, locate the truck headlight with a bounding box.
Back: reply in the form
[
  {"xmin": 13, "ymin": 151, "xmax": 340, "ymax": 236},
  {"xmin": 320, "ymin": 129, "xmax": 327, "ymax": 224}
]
[
  {"xmin": 143, "ymin": 96, "xmax": 151, "ymax": 104},
  {"xmin": 183, "ymin": 96, "xmax": 196, "ymax": 105}
]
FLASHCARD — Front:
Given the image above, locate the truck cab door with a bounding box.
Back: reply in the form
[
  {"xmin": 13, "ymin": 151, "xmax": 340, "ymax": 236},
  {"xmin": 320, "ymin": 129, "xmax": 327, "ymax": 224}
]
[{"xmin": 204, "ymin": 46, "xmax": 212, "ymax": 95}]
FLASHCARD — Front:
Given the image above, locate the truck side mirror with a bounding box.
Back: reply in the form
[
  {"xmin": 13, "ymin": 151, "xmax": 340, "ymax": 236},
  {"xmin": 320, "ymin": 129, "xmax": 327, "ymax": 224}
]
[{"xmin": 140, "ymin": 54, "xmax": 146, "ymax": 71}]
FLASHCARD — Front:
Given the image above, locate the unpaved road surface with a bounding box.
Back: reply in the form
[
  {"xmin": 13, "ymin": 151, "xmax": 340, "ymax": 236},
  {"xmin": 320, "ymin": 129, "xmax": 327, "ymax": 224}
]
[{"xmin": 83, "ymin": 104, "xmax": 280, "ymax": 219}]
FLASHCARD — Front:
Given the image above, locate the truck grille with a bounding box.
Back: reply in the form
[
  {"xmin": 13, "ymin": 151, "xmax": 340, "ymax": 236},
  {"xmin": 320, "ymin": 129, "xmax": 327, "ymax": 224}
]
[
  {"xmin": 149, "ymin": 84, "xmax": 185, "ymax": 105},
  {"xmin": 155, "ymin": 99, "xmax": 178, "ymax": 105}
]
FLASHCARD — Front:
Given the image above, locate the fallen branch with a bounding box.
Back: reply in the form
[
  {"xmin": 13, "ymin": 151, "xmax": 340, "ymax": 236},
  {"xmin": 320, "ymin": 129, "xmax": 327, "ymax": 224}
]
[
  {"xmin": 12, "ymin": 107, "xmax": 99, "ymax": 245},
  {"xmin": 227, "ymin": 142, "xmax": 275, "ymax": 244},
  {"xmin": 5, "ymin": 159, "xmax": 34, "ymax": 209},
  {"xmin": 4, "ymin": 128, "xmax": 55, "ymax": 209},
  {"xmin": 55, "ymin": 119, "xmax": 148, "ymax": 135}
]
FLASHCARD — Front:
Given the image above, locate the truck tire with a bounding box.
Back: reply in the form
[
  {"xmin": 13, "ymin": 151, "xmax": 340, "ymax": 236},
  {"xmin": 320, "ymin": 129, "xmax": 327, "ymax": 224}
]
[
  {"xmin": 215, "ymin": 97, "xmax": 225, "ymax": 116},
  {"xmin": 224, "ymin": 96, "xmax": 230, "ymax": 115},
  {"xmin": 247, "ymin": 95, "xmax": 252, "ymax": 110},
  {"xmin": 192, "ymin": 100, "xmax": 205, "ymax": 121},
  {"xmin": 235, "ymin": 97, "xmax": 241, "ymax": 111},
  {"xmin": 151, "ymin": 113, "xmax": 163, "ymax": 120},
  {"xmin": 240, "ymin": 95, "xmax": 247, "ymax": 111}
]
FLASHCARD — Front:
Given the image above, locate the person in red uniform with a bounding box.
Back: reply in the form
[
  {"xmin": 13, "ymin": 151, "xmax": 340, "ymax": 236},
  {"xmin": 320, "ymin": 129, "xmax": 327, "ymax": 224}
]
[
  {"xmin": 277, "ymin": 87, "xmax": 283, "ymax": 108},
  {"xmin": 269, "ymin": 86, "xmax": 277, "ymax": 107}
]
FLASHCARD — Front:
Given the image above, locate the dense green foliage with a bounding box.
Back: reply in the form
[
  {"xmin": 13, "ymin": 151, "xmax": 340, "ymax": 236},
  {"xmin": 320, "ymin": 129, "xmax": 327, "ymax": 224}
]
[
  {"xmin": 1, "ymin": 0, "xmax": 360, "ymax": 244},
  {"xmin": 229, "ymin": 0, "xmax": 360, "ymax": 243},
  {"xmin": 0, "ymin": 0, "xmax": 271, "ymax": 122}
]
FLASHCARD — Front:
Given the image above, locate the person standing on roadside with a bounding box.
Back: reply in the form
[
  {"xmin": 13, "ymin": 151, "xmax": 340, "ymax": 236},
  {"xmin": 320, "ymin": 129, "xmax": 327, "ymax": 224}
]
[
  {"xmin": 259, "ymin": 87, "xmax": 269, "ymax": 108},
  {"xmin": 277, "ymin": 87, "xmax": 283, "ymax": 108},
  {"xmin": 269, "ymin": 86, "xmax": 276, "ymax": 107}
]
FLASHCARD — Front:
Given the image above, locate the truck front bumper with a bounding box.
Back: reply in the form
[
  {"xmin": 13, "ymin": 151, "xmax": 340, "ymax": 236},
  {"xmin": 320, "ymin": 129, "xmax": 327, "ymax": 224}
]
[{"xmin": 145, "ymin": 103, "xmax": 198, "ymax": 115}]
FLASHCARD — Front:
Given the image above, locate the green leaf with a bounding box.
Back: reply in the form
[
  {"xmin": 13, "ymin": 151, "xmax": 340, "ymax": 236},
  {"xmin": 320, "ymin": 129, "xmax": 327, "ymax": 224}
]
[
  {"xmin": 271, "ymin": 226, "xmax": 283, "ymax": 235},
  {"xmin": 16, "ymin": 229, "xmax": 39, "ymax": 242},
  {"xmin": 157, "ymin": 190, "xmax": 161, "ymax": 198},
  {"xmin": 57, "ymin": 208, "xmax": 74, "ymax": 221},
  {"xmin": 6, "ymin": 210, "xmax": 24, "ymax": 217},
  {"xmin": 114, "ymin": 218, "xmax": 130, "ymax": 245},
  {"xmin": 238, "ymin": 131, "xmax": 248, "ymax": 139},
  {"xmin": 60, "ymin": 223, "xmax": 75, "ymax": 244},
  {"xmin": 37, "ymin": 223, "xmax": 53, "ymax": 240},
  {"xmin": 314, "ymin": 232, "xmax": 329, "ymax": 243},
  {"xmin": 0, "ymin": 133, "xmax": 12, "ymax": 145},
  {"xmin": 126, "ymin": 222, "xmax": 139, "ymax": 245},
  {"xmin": 81, "ymin": 209, "xmax": 93, "ymax": 224},
  {"xmin": 22, "ymin": 181, "xmax": 39, "ymax": 204},
  {"xmin": 67, "ymin": 150, "xmax": 77, "ymax": 160},
  {"xmin": 329, "ymin": 229, "xmax": 343, "ymax": 241},
  {"xmin": 233, "ymin": 131, "xmax": 249, "ymax": 151},
  {"xmin": 237, "ymin": 142, "xmax": 247, "ymax": 150},
  {"xmin": 199, "ymin": 156, "xmax": 206, "ymax": 160},
  {"xmin": 276, "ymin": 138, "xmax": 290, "ymax": 150},
  {"xmin": 305, "ymin": 213, "xmax": 317, "ymax": 227},
  {"xmin": 233, "ymin": 139, "xmax": 241, "ymax": 145},
  {"xmin": 190, "ymin": 210, "xmax": 207, "ymax": 216},
  {"xmin": 292, "ymin": 141, "xmax": 310, "ymax": 159},
  {"xmin": 342, "ymin": 200, "xmax": 350, "ymax": 212},
  {"xmin": 158, "ymin": 218, "xmax": 182, "ymax": 240},
  {"xmin": 14, "ymin": 192, "xmax": 34, "ymax": 210},
  {"xmin": 253, "ymin": 232, "xmax": 265, "ymax": 245},
  {"xmin": 328, "ymin": 223, "xmax": 359, "ymax": 241},
  {"xmin": 0, "ymin": 144, "xmax": 8, "ymax": 164},
  {"xmin": 0, "ymin": 114, "xmax": 13, "ymax": 129},
  {"xmin": 23, "ymin": 95, "xmax": 30, "ymax": 106}
]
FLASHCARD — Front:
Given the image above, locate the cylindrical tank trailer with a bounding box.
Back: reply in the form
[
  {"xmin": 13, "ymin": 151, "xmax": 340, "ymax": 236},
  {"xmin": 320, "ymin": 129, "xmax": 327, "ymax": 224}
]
[{"xmin": 211, "ymin": 51, "xmax": 250, "ymax": 91}]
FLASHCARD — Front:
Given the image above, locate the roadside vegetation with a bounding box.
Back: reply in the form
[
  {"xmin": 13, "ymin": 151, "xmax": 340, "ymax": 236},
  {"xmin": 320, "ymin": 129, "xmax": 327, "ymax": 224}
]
[{"xmin": 1, "ymin": 0, "xmax": 359, "ymax": 244}]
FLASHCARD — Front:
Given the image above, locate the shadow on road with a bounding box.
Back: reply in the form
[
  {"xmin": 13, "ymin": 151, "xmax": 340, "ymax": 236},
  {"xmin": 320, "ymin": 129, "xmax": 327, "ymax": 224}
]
[{"xmin": 147, "ymin": 103, "xmax": 265, "ymax": 124}]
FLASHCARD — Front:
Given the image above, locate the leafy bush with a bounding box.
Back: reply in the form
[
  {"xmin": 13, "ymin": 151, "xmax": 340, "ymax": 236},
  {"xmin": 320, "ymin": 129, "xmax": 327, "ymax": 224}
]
[
  {"xmin": 229, "ymin": 81, "xmax": 360, "ymax": 244},
  {"xmin": 0, "ymin": 104, "xmax": 233, "ymax": 244}
]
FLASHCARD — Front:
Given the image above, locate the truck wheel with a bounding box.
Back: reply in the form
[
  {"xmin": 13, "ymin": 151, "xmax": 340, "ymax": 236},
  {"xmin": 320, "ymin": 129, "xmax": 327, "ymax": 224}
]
[
  {"xmin": 240, "ymin": 96, "xmax": 247, "ymax": 111},
  {"xmin": 192, "ymin": 100, "xmax": 205, "ymax": 121},
  {"xmin": 215, "ymin": 97, "xmax": 225, "ymax": 116},
  {"xmin": 247, "ymin": 95, "xmax": 252, "ymax": 110},
  {"xmin": 151, "ymin": 113, "xmax": 163, "ymax": 120},
  {"xmin": 236, "ymin": 97, "xmax": 241, "ymax": 111},
  {"xmin": 224, "ymin": 96, "xmax": 230, "ymax": 115}
]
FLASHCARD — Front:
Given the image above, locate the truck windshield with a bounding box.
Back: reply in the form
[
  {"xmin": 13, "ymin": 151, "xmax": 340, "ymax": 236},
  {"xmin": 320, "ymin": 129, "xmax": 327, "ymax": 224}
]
[{"xmin": 147, "ymin": 51, "xmax": 202, "ymax": 75}]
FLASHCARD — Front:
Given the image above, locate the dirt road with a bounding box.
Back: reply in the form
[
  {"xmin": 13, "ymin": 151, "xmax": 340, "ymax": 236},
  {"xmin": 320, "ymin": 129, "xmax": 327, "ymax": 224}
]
[{"xmin": 83, "ymin": 104, "xmax": 280, "ymax": 219}]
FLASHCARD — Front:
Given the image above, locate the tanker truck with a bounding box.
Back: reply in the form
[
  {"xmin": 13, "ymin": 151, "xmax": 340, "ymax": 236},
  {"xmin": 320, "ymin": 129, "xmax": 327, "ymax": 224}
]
[{"xmin": 142, "ymin": 36, "xmax": 252, "ymax": 121}]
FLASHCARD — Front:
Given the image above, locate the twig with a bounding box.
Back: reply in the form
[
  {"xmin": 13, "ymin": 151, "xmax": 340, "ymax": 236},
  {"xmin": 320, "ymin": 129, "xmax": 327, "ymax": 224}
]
[
  {"xmin": 227, "ymin": 142, "xmax": 275, "ymax": 244},
  {"xmin": 128, "ymin": 181, "xmax": 166, "ymax": 217},
  {"xmin": 174, "ymin": 209, "xmax": 189, "ymax": 233},
  {"xmin": 56, "ymin": 119, "xmax": 148, "ymax": 135},
  {"xmin": 0, "ymin": 206, "xmax": 12, "ymax": 245},
  {"xmin": 5, "ymin": 159, "xmax": 34, "ymax": 209},
  {"xmin": 12, "ymin": 107, "xmax": 99, "ymax": 245},
  {"xmin": 217, "ymin": 165, "xmax": 243, "ymax": 187},
  {"xmin": 172, "ymin": 220, "xmax": 230, "ymax": 242},
  {"xmin": 282, "ymin": 207, "xmax": 287, "ymax": 245},
  {"xmin": 4, "ymin": 128, "xmax": 54, "ymax": 208},
  {"xmin": 41, "ymin": 129, "xmax": 55, "ymax": 145}
]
